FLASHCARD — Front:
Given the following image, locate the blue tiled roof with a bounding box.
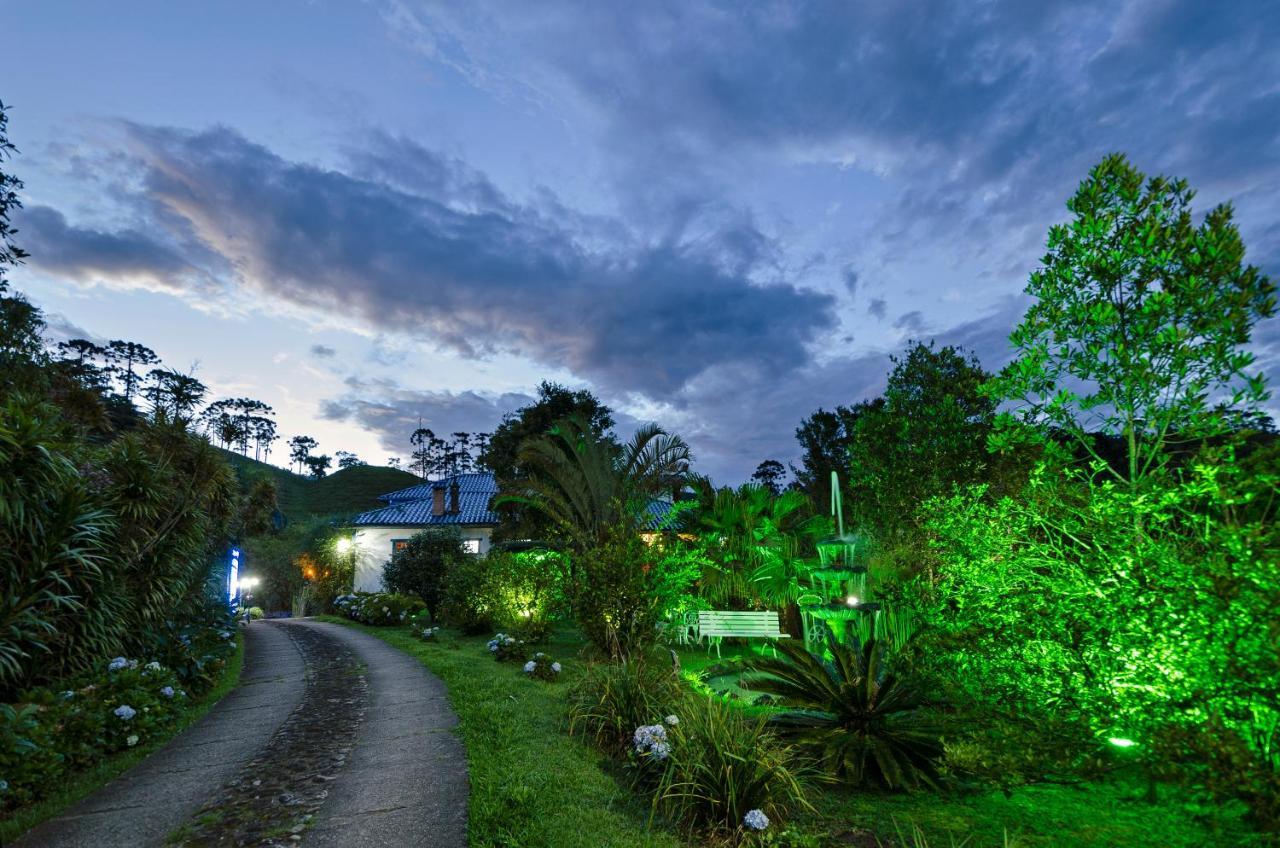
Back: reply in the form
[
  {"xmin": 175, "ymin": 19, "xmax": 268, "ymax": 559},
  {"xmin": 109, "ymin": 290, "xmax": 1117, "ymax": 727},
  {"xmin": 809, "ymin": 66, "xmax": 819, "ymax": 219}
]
[
  {"xmin": 642, "ymin": 498, "xmax": 678, "ymax": 531},
  {"xmin": 355, "ymin": 472, "xmax": 499, "ymax": 527},
  {"xmin": 378, "ymin": 472, "xmax": 497, "ymax": 503}
]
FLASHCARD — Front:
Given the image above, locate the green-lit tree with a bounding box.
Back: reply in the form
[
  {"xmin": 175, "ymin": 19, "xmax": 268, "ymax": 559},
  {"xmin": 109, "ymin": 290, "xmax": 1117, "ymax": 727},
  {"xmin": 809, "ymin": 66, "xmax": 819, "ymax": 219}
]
[
  {"xmin": 987, "ymin": 153, "xmax": 1277, "ymax": 485},
  {"xmin": 918, "ymin": 154, "xmax": 1280, "ymax": 822}
]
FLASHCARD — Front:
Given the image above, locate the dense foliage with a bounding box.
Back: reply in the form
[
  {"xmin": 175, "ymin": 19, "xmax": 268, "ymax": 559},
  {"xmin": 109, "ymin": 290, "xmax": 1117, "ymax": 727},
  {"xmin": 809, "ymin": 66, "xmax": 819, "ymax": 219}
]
[
  {"xmin": 747, "ymin": 639, "xmax": 942, "ymax": 789},
  {"xmin": 382, "ymin": 527, "xmax": 468, "ymax": 619}
]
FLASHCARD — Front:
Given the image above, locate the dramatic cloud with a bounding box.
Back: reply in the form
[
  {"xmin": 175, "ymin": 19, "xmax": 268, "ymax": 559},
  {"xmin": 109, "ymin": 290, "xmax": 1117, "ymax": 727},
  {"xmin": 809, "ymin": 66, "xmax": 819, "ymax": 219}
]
[
  {"xmin": 20, "ymin": 205, "xmax": 214, "ymax": 290},
  {"xmin": 32, "ymin": 124, "xmax": 836, "ymax": 399},
  {"xmin": 381, "ymin": 0, "xmax": 1280, "ymax": 270},
  {"xmin": 319, "ymin": 377, "xmax": 534, "ymax": 454}
]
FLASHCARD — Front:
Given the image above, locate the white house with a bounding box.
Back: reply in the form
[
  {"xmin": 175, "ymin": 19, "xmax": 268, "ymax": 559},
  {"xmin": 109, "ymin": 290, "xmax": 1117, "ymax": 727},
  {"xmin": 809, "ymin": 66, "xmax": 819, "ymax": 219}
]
[{"xmin": 348, "ymin": 472, "xmax": 500, "ymax": 592}]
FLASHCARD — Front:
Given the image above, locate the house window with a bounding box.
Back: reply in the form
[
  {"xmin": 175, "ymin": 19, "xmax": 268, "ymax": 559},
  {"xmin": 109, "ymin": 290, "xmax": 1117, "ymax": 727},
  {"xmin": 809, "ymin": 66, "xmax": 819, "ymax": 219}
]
[
  {"xmin": 461, "ymin": 539, "xmax": 481, "ymax": 554},
  {"xmin": 391, "ymin": 539, "xmax": 410, "ymax": 556}
]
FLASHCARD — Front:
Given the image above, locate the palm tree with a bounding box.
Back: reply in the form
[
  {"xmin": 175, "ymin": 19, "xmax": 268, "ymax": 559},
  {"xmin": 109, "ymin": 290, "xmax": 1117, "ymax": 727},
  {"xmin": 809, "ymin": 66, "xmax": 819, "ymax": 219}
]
[
  {"xmin": 499, "ymin": 414, "xmax": 692, "ymax": 552},
  {"xmin": 688, "ymin": 479, "xmax": 822, "ymax": 609}
]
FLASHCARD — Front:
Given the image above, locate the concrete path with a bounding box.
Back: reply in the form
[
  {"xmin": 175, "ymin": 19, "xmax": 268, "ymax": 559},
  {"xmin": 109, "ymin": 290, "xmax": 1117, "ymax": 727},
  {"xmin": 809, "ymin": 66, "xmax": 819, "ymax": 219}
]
[
  {"xmin": 14, "ymin": 620, "xmax": 307, "ymax": 847},
  {"xmin": 14, "ymin": 619, "xmax": 469, "ymax": 848}
]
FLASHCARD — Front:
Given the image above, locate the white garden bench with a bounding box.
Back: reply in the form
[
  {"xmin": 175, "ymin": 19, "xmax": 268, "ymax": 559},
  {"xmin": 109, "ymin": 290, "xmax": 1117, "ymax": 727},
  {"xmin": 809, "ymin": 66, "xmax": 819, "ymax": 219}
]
[{"xmin": 696, "ymin": 610, "xmax": 789, "ymax": 658}]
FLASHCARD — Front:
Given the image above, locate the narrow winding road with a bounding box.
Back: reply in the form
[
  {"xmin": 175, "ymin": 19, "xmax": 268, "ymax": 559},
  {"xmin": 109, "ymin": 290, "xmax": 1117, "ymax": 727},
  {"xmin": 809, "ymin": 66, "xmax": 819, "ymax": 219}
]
[{"xmin": 13, "ymin": 620, "xmax": 469, "ymax": 848}]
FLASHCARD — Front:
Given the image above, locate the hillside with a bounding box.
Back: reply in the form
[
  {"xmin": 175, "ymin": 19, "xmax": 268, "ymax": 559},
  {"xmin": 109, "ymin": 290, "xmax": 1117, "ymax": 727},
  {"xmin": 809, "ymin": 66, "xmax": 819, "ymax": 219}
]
[{"xmin": 218, "ymin": 449, "xmax": 422, "ymax": 521}]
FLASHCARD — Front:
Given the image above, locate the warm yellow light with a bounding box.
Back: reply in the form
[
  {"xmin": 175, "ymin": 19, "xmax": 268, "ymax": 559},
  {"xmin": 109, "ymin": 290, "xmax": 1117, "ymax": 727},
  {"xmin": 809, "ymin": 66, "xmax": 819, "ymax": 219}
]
[
  {"xmin": 845, "ymin": 595, "xmax": 859, "ymax": 607},
  {"xmin": 519, "ymin": 609, "xmax": 533, "ymax": 618},
  {"xmin": 335, "ymin": 538, "xmax": 353, "ymax": 554}
]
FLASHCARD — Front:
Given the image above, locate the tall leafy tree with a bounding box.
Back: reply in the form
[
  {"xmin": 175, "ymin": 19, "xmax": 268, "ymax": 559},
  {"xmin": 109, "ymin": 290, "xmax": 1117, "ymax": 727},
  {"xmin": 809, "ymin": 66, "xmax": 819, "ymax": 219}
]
[
  {"xmin": 336, "ymin": 450, "xmax": 365, "ymax": 469},
  {"xmin": 750, "ymin": 459, "xmax": 787, "ymax": 495},
  {"xmin": 987, "ymin": 153, "xmax": 1277, "ymax": 487},
  {"xmin": 304, "ymin": 454, "xmax": 332, "ymax": 479},
  {"xmin": 105, "ymin": 340, "xmax": 160, "ymax": 404},
  {"xmin": 848, "ymin": 342, "xmax": 1003, "ymax": 551},
  {"xmin": 792, "ymin": 400, "xmax": 883, "ymax": 510},
  {"xmin": 288, "ymin": 435, "xmax": 319, "ymax": 473},
  {"xmin": 481, "ymin": 381, "xmax": 616, "ymax": 479}
]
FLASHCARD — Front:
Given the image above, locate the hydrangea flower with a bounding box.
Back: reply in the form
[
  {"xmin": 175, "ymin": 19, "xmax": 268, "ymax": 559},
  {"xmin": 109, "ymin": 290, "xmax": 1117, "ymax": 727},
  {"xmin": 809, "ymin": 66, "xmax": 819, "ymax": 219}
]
[
  {"xmin": 219, "ymin": 631, "xmax": 233, "ymax": 640},
  {"xmin": 108, "ymin": 657, "xmax": 129, "ymax": 671},
  {"xmin": 743, "ymin": 809, "xmax": 770, "ymax": 831},
  {"xmin": 160, "ymin": 686, "xmax": 175, "ymax": 698},
  {"xmin": 145, "ymin": 661, "xmax": 162, "ymax": 673},
  {"xmin": 0, "ymin": 779, "xmax": 8, "ymax": 792},
  {"xmin": 551, "ymin": 662, "xmax": 562, "ymax": 673},
  {"xmin": 126, "ymin": 734, "xmax": 139, "ymax": 747},
  {"xmin": 664, "ymin": 715, "xmax": 679, "ymax": 726},
  {"xmin": 633, "ymin": 724, "xmax": 670, "ymax": 760},
  {"xmin": 61, "ymin": 690, "xmax": 75, "ymax": 700},
  {"xmin": 523, "ymin": 660, "xmax": 537, "ymax": 673},
  {"xmin": 114, "ymin": 705, "xmax": 137, "ymax": 721}
]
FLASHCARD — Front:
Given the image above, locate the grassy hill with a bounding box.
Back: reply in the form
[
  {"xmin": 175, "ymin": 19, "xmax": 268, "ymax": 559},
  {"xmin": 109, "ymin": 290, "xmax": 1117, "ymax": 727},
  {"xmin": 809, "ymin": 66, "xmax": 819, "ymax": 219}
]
[{"xmin": 218, "ymin": 449, "xmax": 421, "ymax": 521}]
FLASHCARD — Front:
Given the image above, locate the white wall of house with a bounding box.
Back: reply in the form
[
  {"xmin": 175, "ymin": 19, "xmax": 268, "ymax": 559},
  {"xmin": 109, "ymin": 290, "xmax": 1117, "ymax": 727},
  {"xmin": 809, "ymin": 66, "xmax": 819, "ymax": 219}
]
[{"xmin": 351, "ymin": 526, "xmax": 495, "ymax": 592}]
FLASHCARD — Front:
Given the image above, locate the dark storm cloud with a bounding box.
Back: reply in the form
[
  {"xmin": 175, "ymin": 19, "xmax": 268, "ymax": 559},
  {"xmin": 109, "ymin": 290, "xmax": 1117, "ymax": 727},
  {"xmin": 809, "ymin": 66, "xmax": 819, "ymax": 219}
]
[
  {"xmin": 77, "ymin": 123, "xmax": 835, "ymax": 398},
  {"xmin": 19, "ymin": 205, "xmax": 204, "ymax": 288},
  {"xmin": 318, "ymin": 377, "xmax": 535, "ymax": 455},
  {"xmin": 310, "ymin": 344, "xmax": 337, "ymax": 358},
  {"xmin": 867, "ymin": 298, "xmax": 887, "ymax": 320},
  {"xmin": 388, "ymin": 0, "xmax": 1280, "ymax": 266}
]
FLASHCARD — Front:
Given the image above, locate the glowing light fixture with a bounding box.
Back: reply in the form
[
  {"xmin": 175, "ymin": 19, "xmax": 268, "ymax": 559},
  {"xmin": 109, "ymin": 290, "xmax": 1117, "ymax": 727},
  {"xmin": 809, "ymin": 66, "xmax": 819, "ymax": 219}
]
[
  {"xmin": 845, "ymin": 595, "xmax": 859, "ymax": 607},
  {"xmin": 1108, "ymin": 737, "xmax": 1136, "ymax": 748},
  {"xmin": 335, "ymin": 537, "xmax": 353, "ymax": 554}
]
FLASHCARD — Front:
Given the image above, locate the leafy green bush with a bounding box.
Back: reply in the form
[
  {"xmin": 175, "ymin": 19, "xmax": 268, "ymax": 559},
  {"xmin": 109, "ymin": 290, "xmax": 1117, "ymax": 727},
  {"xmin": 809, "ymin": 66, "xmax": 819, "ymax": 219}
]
[
  {"xmin": 521, "ymin": 652, "xmax": 562, "ymax": 681},
  {"xmin": 0, "ymin": 640, "xmax": 234, "ymax": 814},
  {"xmin": 333, "ymin": 592, "xmax": 425, "ymax": 626},
  {"xmin": 439, "ymin": 553, "xmax": 498, "ymax": 634},
  {"xmin": 916, "ymin": 450, "xmax": 1280, "ymax": 824},
  {"xmin": 485, "ymin": 632, "xmax": 529, "ymax": 663},
  {"xmin": 567, "ymin": 653, "xmax": 685, "ymax": 755},
  {"xmin": 572, "ymin": 528, "xmax": 665, "ymax": 660},
  {"xmin": 745, "ymin": 638, "xmax": 942, "ymax": 789},
  {"xmin": 651, "ymin": 696, "xmax": 811, "ymax": 841},
  {"xmin": 382, "ymin": 527, "xmax": 467, "ymax": 618}
]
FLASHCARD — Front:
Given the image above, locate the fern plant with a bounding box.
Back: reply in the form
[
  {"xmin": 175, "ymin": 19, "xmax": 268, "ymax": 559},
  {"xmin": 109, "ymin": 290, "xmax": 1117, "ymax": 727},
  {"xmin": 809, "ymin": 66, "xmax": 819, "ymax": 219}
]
[{"xmin": 745, "ymin": 638, "xmax": 942, "ymax": 789}]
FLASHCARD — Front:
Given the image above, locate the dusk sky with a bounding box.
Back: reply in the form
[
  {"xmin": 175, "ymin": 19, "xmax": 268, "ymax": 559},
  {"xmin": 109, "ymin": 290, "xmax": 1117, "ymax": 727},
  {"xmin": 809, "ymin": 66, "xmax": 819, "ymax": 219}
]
[{"xmin": 4, "ymin": 0, "xmax": 1278, "ymax": 482}]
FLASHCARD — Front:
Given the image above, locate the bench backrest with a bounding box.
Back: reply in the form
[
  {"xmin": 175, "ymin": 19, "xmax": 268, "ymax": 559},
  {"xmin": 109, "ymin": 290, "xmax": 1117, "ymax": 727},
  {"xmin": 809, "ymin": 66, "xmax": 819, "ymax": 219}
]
[{"xmin": 697, "ymin": 610, "xmax": 782, "ymax": 637}]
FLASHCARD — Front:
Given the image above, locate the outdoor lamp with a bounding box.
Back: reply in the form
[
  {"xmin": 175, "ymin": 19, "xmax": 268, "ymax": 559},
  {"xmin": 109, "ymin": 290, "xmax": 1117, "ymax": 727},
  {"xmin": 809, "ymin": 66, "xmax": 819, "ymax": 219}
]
[{"xmin": 335, "ymin": 537, "xmax": 353, "ymax": 554}]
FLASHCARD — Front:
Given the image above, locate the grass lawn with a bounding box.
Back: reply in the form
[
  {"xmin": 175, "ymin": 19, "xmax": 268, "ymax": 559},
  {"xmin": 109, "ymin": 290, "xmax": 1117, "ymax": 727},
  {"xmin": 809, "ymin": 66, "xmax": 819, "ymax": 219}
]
[
  {"xmin": 0, "ymin": 632, "xmax": 247, "ymax": 844},
  {"xmin": 672, "ymin": 639, "xmax": 1255, "ymax": 847},
  {"xmin": 318, "ymin": 616, "xmax": 683, "ymax": 848},
  {"xmin": 335, "ymin": 623, "xmax": 1252, "ymax": 848}
]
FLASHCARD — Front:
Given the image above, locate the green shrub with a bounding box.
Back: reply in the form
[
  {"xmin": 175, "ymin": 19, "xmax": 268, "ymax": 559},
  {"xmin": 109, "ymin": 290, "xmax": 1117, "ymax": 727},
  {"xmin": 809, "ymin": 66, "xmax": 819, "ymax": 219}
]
[
  {"xmin": 521, "ymin": 652, "xmax": 562, "ymax": 682},
  {"xmin": 333, "ymin": 592, "xmax": 425, "ymax": 626},
  {"xmin": 485, "ymin": 632, "xmax": 529, "ymax": 663},
  {"xmin": 481, "ymin": 549, "xmax": 565, "ymax": 640},
  {"xmin": 440, "ymin": 553, "xmax": 497, "ymax": 634},
  {"xmin": 0, "ymin": 647, "xmax": 215, "ymax": 814},
  {"xmin": 382, "ymin": 527, "xmax": 467, "ymax": 618},
  {"xmin": 651, "ymin": 696, "xmax": 811, "ymax": 841},
  {"xmin": 572, "ymin": 527, "xmax": 665, "ymax": 660},
  {"xmin": 244, "ymin": 606, "xmax": 265, "ymax": 621},
  {"xmin": 567, "ymin": 653, "xmax": 685, "ymax": 755},
  {"xmin": 745, "ymin": 638, "xmax": 942, "ymax": 789}
]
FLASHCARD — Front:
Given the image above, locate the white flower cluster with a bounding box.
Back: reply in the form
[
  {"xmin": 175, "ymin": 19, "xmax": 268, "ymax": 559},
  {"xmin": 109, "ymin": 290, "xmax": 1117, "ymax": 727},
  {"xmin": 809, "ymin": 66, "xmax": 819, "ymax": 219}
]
[
  {"xmin": 743, "ymin": 809, "xmax": 770, "ymax": 831},
  {"xmin": 633, "ymin": 724, "xmax": 670, "ymax": 760},
  {"xmin": 420, "ymin": 626, "xmax": 441, "ymax": 639},
  {"xmin": 486, "ymin": 633, "xmax": 523, "ymax": 652},
  {"xmin": 144, "ymin": 661, "xmax": 162, "ymax": 673}
]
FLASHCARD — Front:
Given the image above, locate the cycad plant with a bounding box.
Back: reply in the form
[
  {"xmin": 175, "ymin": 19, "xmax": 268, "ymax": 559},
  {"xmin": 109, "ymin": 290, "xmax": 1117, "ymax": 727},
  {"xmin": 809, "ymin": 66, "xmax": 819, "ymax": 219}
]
[{"xmin": 745, "ymin": 637, "xmax": 942, "ymax": 789}]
